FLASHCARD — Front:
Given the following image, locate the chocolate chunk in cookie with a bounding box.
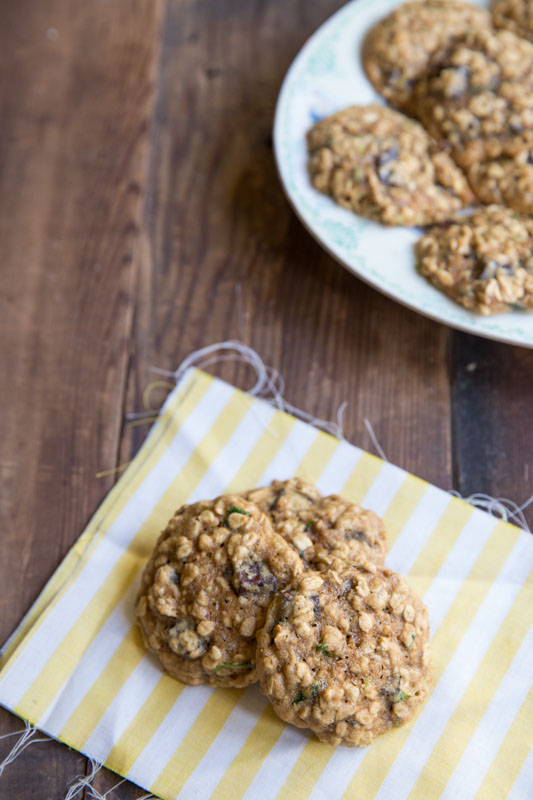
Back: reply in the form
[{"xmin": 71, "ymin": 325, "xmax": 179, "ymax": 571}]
[
  {"xmin": 363, "ymin": 0, "xmax": 491, "ymax": 110},
  {"xmin": 415, "ymin": 205, "xmax": 533, "ymax": 314},
  {"xmin": 414, "ymin": 28, "xmax": 533, "ymax": 168},
  {"xmin": 307, "ymin": 105, "xmax": 473, "ymax": 227},
  {"xmin": 136, "ymin": 495, "xmax": 303, "ymax": 687},
  {"xmin": 247, "ymin": 479, "xmax": 387, "ymax": 570}
]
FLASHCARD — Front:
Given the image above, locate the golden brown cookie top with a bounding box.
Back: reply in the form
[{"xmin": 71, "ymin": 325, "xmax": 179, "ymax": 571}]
[
  {"xmin": 136, "ymin": 495, "xmax": 304, "ymax": 688},
  {"xmin": 278, "ymin": 494, "xmax": 388, "ymax": 570},
  {"xmin": 247, "ymin": 479, "xmax": 388, "ymax": 569},
  {"xmin": 363, "ymin": 0, "xmax": 491, "ymax": 110},
  {"xmin": 307, "ymin": 105, "xmax": 473, "ymax": 227},
  {"xmin": 466, "ymin": 148, "xmax": 533, "ymax": 215},
  {"xmin": 256, "ymin": 565, "xmax": 431, "ymax": 747},
  {"xmin": 414, "ymin": 28, "xmax": 533, "ymax": 166},
  {"xmin": 416, "ymin": 205, "xmax": 533, "ymax": 315},
  {"xmin": 245, "ymin": 477, "xmax": 322, "ymax": 522}
]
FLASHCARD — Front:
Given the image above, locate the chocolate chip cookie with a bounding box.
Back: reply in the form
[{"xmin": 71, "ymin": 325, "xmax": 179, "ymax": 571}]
[
  {"xmin": 307, "ymin": 105, "xmax": 474, "ymax": 226},
  {"xmin": 414, "ymin": 28, "xmax": 533, "ymax": 168},
  {"xmin": 256, "ymin": 565, "xmax": 431, "ymax": 747},
  {"xmin": 415, "ymin": 205, "xmax": 533, "ymax": 314},
  {"xmin": 466, "ymin": 149, "xmax": 533, "ymax": 214},
  {"xmin": 136, "ymin": 495, "xmax": 303, "ymax": 687},
  {"xmin": 247, "ymin": 479, "xmax": 387, "ymax": 569},
  {"xmin": 363, "ymin": 0, "xmax": 491, "ymax": 110}
]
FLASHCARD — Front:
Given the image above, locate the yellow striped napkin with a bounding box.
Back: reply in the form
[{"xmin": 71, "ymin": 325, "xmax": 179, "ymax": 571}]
[{"xmin": 1, "ymin": 367, "xmax": 532, "ymax": 800}]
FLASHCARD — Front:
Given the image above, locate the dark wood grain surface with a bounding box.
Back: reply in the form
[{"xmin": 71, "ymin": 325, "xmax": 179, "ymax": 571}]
[{"xmin": 1, "ymin": 0, "xmax": 532, "ymax": 797}]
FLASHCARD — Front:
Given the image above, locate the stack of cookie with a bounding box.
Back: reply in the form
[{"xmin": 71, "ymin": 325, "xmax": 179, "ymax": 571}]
[
  {"xmin": 137, "ymin": 479, "xmax": 431, "ymax": 747},
  {"xmin": 308, "ymin": 0, "xmax": 533, "ymax": 315}
]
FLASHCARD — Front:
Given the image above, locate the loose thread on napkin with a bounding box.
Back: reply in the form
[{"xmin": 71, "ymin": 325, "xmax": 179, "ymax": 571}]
[
  {"xmin": 64, "ymin": 758, "xmax": 156, "ymax": 800},
  {"xmin": 148, "ymin": 340, "xmax": 349, "ymax": 438},
  {"xmin": 95, "ymin": 341, "xmax": 349, "ymax": 477},
  {"xmin": 64, "ymin": 759, "xmax": 103, "ymax": 800},
  {"xmin": 364, "ymin": 417, "xmax": 388, "ymax": 462},
  {"xmin": 0, "ymin": 722, "xmax": 49, "ymax": 777},
  {"xmin": 94, "ymin": 382, "xmax": 174, "ymax": 478},
  {"xmin": 114, "ymin": 340, "xmax": 533, "ymax": 537},
  {"xmin": 362, "ymin": 418, "xmax": 532, "ymax": 533},
  {"xmin": 0, "ymin": 727, "xmax": 158, "ymax": 798},
  {"xmin": 449, "ymin": 491, "xmax": 533, "ymax": 534}
]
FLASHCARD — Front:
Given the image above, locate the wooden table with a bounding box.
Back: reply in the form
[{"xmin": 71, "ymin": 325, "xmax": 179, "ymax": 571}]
[{"xmin": 1, "ymin": 1, "xmax": 532, "ymax": 796}]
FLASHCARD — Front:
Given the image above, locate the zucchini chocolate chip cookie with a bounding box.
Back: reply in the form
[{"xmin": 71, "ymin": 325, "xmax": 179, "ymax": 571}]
[
  {"xmin": 307, "ymin": 105, "xmax": 473, "ymax": 227},
  {"xmin": 136, "ymin": 495, "xmax": 303, "ymax": 688},
  {"xmin": 415, "ymin": 205, "xmax": 533, "ymax": 314},
  {"xmin": 246, "ymin": 479, "xmax": 387, "ymax": 569},
  {"xmin": 363, "ymin": 0, "xmax": 491, "ymax": 110},
  {"xmin": 492, "ymin": 0, "xmax": 533, "ymax": 41},
  {"xmin": 466, "ymin": 150, "xmax": 533, "ymax": 215},
  {"xmin": 256, "ymin": 566, "xmax": 431, "ymax": 747},
  {"xmin": 414, "ymin": 28, "xmax": 533, "ymax": 168}
]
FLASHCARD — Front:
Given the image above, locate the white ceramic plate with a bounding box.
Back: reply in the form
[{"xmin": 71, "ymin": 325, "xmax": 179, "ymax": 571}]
[{"xmin": 273, "ymin": 0, "xmax": 533, "ymax": 348}]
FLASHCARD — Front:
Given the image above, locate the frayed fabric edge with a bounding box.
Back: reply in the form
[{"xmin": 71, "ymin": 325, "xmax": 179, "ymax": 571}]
[{"xmin": 1, "ymin": 340, "xmax": 531, "ymax": 797}]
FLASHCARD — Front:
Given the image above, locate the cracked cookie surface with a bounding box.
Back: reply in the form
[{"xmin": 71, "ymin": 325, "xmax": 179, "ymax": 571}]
[
  {"xmin": 247, "ymin": 479, "xmax": 387, "ymax": 570},
  {"xmin": 363, "ymin": 0, "xmax": 491, "ymax": 110},
  {"xmin": 256, "ymin": 565, "xmax": 431, "ymax": 747},
  {"xmin": 136, "ymin": 495, "xmax": 303, "ymax": 687},
  {"xmin": 307, "ymin": 105, "xmax": 473, "ymax": 227},
  {"xmin": 416, "ymin": 205, "xmax": 533, "ymax": 314}
]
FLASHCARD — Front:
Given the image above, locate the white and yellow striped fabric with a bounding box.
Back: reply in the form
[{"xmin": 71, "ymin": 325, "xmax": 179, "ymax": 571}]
[{"xmin": 1, "ymin": 367, "xmax": 532, "ymax": 800}]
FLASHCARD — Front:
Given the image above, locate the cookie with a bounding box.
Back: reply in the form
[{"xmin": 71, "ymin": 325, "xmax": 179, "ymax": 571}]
[
  {"xmin": 415, "ymin": 205, "xmax": 533, "ymax": 314},
  {"xmin": 414, "ymin": 28, "xmax": 533, "ymax": 168},
  {"xmin": 136, "ymin": 495, "xmax": 303, "ymax": 687},
  {"xmin": 493, "ymin": 0, "xmax": 533, "ymax": 41},
  {"xmin": 256, "ymin": 566, "xmax": 431, "ymax": 747},
  {"xmin": 466, "ymin": 149, "xmax": 533, "ymax": 214},
  {"xmin": 245, "ymin": 478, "xmax": 322, "ymax": 522},
  {"xmin": 248, "ymin": 480, "xmax": 387, "ymax": 570},
  {"xmin": 307, "ymin": 105, "xmax": 473, "ymax": 227},
  {"xmin": 363, "ymin": 0, "xmax": 491, "ymax": 110}
]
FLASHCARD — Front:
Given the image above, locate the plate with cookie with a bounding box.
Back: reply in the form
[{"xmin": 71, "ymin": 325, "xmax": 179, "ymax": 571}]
[{"xmin": 273, "ymin": 0, "xmax": 533, "ymax": 347}]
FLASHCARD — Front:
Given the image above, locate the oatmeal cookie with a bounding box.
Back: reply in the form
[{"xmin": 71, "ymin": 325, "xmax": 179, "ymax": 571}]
[
  {"xmin": 363, "ymin": 0, "xmax": 491, "ymax": 110},
  {"xmin": 466, "ymin": 149, "xmax": 533, "ymax": 214},
  {"xmin": 256, "ymin": 566, "xmax": 431, "ymax": 747},
  {"xmin": 245, "ymin": 478, "xmax": 322, "ymax": 522},
  {"xmin": 307, "ymin": 105, "xmax": 473, "ymax": 227},
  {"xmin": 414, "ymin": 28, "xmax": 533, "ymax": 168},
  {"xmin": 415, "ymin": 205, "xmax": 533, "ymax": 314},
  {"xmin": 136, "ymin": 495, "xmax": 303, "ymax": 687},
  {"xmin": 248, "ymin": 480, "xmax": 387, "ymax": 570},
  {"xmin": 493, "ymin": 0, "xmax": 533, "ymax": 41}
]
